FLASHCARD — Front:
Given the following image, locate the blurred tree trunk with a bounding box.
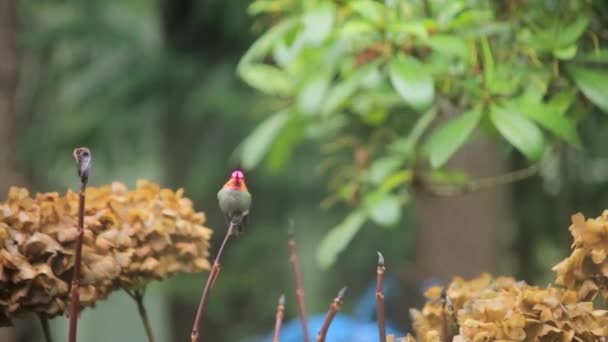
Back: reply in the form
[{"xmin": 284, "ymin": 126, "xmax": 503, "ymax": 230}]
[
  {"xmin": 0, "ymin": 0, "xmax": 20, "ymax": 340},
  {"xmin": 414, "ymin": 139, "xmax": 510, "ymax": 284}
]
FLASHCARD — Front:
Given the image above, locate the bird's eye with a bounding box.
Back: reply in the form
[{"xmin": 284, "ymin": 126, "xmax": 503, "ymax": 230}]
[{"xmin": 82, "ymin": 151, "xmax": 90, "ymax": 157}]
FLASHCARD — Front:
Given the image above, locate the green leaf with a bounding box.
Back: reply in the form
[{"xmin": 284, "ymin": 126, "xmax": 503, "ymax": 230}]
[
  {"xmin": 317, "ymin": 211, "xmax": 367, "ymax": 269},
  {"xmin": 338, "ymin": 19, "xmax": 376, "ymax": 37},
  {"xmin": 350, "ymin": 0, "xmax": 385, "ymax": 24},
  {"xmin": 266, "ymin": 115, "xmax": 306, "ymax": 171},
  {"xmin": 480, "ymin": 37, "xmax": 494, "ymax": 84},
  {"xmin": 576, "ymin": 49, "xmax": 608, "ymax": 64},
  {"xmin": 240, "ymin": 111, "xmax": 289, "ymax": 169},
  {"xmin": 321, "ymin": 78, "xmax": 359, "ymax": 115},
  {"xmin": 556, "ymin": 17, "xmax": 589, "ymax": 47},
  {"xmin": 297, "ymin": 72, "xmax": 331, "ymax": 115},
  {"xmin": 547, "ymin": 90, "xmax": 576, "ymax": 115},
  {"xmin": 426, "ymin": 34, "xmax": 469, "ymax": 60},
  {"xmin": 367, "ymin": 156, "xmax": 403, "ymax": 184},
  {"xmin": 378, "ymin": 170, "xmax": 412, "ymax": 193},
  {"xmin": 301, "ymin": 3, "xmax": 335, "ymax": 44},
  {"xmin": 423, "ymin": 107, "xmax": 482, "ymax": 168},
  {"xmin": 387, "ymin": 22, "xmax": 428, "ymax": 38},
  {"xmin": 519, "ymin": 102, "xmax": 581, "ymax": 147},
  {"xmin": 568, "ymin": 66, "xmax": 608, "ymax": 113},
  {"xmin": 390, "ymin": 108, "xmax": 438, "ymax": 156},
  {"xmin": 321, "ymin": 63, "xmax": 377, "ymax": 116},
  {"xmin": 367, "ymin": 193, "xmax": 401, "ymax": 227},
  {"xmin": 248, "ymin": 1, "xmax": 275, "ymax": 15},
  {"xmin": 239, "ymin": 64, "xmax": 293, "ymax": 96},
  {"xmin": 389, "ymin": 55, "xmax": 434, "ymax": 110},
  {"xmin": 553, "ymin": 45, "xmax": 577, "ymax": 60},
  {"xmin": 490, "ymin": 105, "xmax": 545, "ymax": 161},
  {"xmin": 238, "ymin": 19, "xmax": 297, "ymax": 67}
]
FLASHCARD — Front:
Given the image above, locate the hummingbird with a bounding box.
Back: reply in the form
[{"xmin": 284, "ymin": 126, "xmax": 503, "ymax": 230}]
[{"xmin": 218, "ymin": 170, "xmax": 252, "ymax": 234}]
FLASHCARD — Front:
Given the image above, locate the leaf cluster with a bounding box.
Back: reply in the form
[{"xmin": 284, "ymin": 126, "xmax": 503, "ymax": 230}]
[{"xmin": 238, "ymin": 0, "xmax": 608, "ymax": 268}]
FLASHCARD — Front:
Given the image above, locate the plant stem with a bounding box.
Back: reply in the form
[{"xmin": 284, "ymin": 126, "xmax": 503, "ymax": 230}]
[
  {"xmin": 440, "ymin": 287, "xmax": 456, "ymax": 342},
  {"xmin": 287, "ymin": 222, "xmax": 310, "ymax": 342},
  {"xmin": 376, "ymin": 252, "xmax": 386, "ymax": 342},
  {"xmin": 68, "ymin": 147, "xmax": 91, "ymax": 342},
  {"xmin": 190, "ymin": 224, "xmax": 234, "ymax": 342},
  {"xmin": 316, "ymin": 287, "xmax": 347, "ymax": 342},
  {"xmin": 272, "ymin": 294, "xmax": 285, "ymax": 342},
  {"xmin": 38, "ymin": 313, "xmax": 53, "ymax": 342},
  {"xmin": 419, "ymin": 164, "xmax": 538, "ymax": 197},
  {"xmin": 126, "ymin": 289, "xmax": 155, "ymax": 342}
]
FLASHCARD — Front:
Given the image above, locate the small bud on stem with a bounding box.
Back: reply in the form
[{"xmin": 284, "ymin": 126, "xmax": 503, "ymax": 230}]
[
  {"xmin": 272, "ymin": 294, "xmax": 285, "ymax": 342},
  {"xmin": 68, "ymin": 147, "xmax": 92, "ymax": 342},
  {"xmin": 73, "ymin": 147, "xmax": 92, "ymax": 186},
  {"xmin": 316, "ymin": 287, "xmax": 347, "ymax": 342}
]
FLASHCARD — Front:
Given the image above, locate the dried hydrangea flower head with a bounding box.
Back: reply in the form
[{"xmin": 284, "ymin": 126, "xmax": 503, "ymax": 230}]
[
  {"xmin": 553, "ymin": 211, "xmax": 608, "ymax": 300},
  {"xmin": 410, "ymin": 273, "xmax": 608, "ymax": 341},
  {"xmin": 0, "ymin": 180, "xmax": 211, "ymax": 325}
]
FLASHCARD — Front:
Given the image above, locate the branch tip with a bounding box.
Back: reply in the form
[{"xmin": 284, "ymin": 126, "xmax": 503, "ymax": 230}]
[
  {"xmin": 286, "ymin": 219, "xmax": 295, "ymax": 238},
  {"xmin": 377, "ymin": 251, "xmax": 384, "ymax": 266},
  {"xmin": 73, "ymin": 147, "xmax": 92, "ymax": 184},
  {"xmin": 337, "ymin": 287, "xmax": 348, "ymax": 300},
  {"xmin": 278, "ymin": 294, "xmax": 285, "ymax": 306}
]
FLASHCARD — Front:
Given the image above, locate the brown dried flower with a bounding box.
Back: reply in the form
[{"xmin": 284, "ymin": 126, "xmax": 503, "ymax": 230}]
[
  {"xmin": 553, "ymin": 211, "xmax": 608, "ymax": 300},
  {"xmin": 410, "ymin": 273, "xmax": 608, "ymax": 341},
  {"xmin": 0, "ymin": 180, "xmax": 212, "ymax": 325}
]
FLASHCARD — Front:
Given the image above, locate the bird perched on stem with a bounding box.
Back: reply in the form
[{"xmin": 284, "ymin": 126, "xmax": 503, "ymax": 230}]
[{"xmin": 218, "ymin": 170, "xmax": 251, "ymax": 235}]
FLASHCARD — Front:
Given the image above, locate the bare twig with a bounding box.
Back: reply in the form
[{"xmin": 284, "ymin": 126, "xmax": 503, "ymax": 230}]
[
  {"xmin": 272, "ymin": 294, "xmax": 285, "ymax": 342},
  {"xmin": 440, "ymin": 288, "xmax": 456, "ymax": 342},
  {"xmin": 419, "ymin": 164, "xmax": 538, "ymax": 197},
  {"xmin": 68, "ymin": 147, "xmax": 91, "ymax": 342},
  {"xmin": 125, "ymin": 288, "xmax": 155, "ymax": 342},
  {"xmin": 287, "ymin": 220, "xmax": 310, "ymax": 342},
  {"xmin": 376, "ymin": 252, "xmax": 387, "ymax": 342},
  {"xmin": 38, "ymin": 313, "xmax": 53, "ymax": 342},
  {"xmin": 316, "ymin": 287, "xmax": 347, "ymax": 342},
  {"xmin": 190, "ymin": 223, "xmax": 235, "ymax": 342}
]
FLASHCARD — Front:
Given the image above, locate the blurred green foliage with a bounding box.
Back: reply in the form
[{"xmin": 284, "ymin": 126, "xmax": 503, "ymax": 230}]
[{"xmin": 237, "ymin": 0, "xmax": 608, "ymax": 268}]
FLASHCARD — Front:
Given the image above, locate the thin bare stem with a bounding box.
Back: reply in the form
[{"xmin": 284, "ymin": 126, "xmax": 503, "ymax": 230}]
[
  {"xmin": 440, "ymin": 288, "xmax": 456, "ymax": 342},
  {"xmin": 190, "ymin": 223, "xmax": 235, "ymax": 342},
  {"xmin": 376, "ymin": 252, "xmax": 387, "ymax": 342},
  {"xmin": 272, "ymin": 294, "xmax": 285, "ymax": 342},
  {"xmin": 38, "ymin": 313, "xmax": 53, "ymax": 342},
  {"xmin": 316, "ymin": 287, "xmax": 347, "ymax": 342},
  {"xmin": 126, "ymin": 289, "xmax": 155, "ymax": 342},
  {"xmin": 287, "ymin": 221, "xmax": 310, "ymax": 342},
  {"xmin": 69, "ymin": 147, "xmax": 91, "ymax": 342},
  {"xmin": 419, "ymin": 164, "xmax": 538, "ymax": 197}
]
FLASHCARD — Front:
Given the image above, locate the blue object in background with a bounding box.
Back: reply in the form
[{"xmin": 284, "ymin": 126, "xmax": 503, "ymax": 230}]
[
  {"xmin": 256, "ymin": 277, "xmax": 402, "ymax": 342},
  {"xmin": 261, "ymin": 313, "xmax": 401, "ymax": 342}
]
